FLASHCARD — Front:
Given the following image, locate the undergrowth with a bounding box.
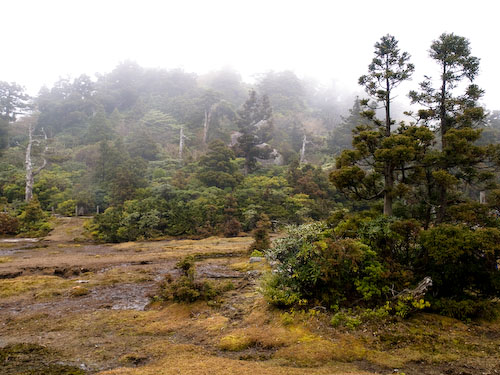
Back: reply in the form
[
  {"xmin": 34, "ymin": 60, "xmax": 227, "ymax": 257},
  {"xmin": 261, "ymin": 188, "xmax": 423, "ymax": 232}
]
[{"xmin": 153, "ymin": 256, "xmax": 234, "ymax": 303}]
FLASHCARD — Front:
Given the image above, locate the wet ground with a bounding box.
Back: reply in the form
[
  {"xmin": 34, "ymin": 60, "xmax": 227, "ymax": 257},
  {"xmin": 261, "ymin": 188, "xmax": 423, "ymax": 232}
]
[{"xmin": 1, "ymin": 217, "xmax": 499, "ymax": 375}]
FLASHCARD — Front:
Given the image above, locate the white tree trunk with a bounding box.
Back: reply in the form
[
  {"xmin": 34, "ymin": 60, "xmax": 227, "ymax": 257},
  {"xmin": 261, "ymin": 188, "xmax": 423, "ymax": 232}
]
[
  {"xmin": 300, "ymin": 134, "xmax": 307, "ymax": 164},
  {"xmin": 202, "ymin": 109, "xmax": 210, "ymax": 145},
  {"xmin": 25, "ymin": 124, "xmax": 47, "ymax": 202},
  {"xmin": 179, "ymin": 126, "xmax": 185, "ymax": 160},
  {"xmin": 202, "ymin": 103, "xmax": 218, "ymax": 146},
  {"xmin": 25, "ymin": 123, "xmax": 34, "ymax": 202},
  {"xmin": 480, "ymin": 191, "xmax": 486, "ymax": 204}
]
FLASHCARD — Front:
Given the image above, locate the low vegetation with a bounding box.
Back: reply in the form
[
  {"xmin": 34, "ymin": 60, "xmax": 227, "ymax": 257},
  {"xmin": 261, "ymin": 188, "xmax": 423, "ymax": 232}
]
[{"xmin": 0, "ymin": 30, "xmax": 499, "ymax": 375}]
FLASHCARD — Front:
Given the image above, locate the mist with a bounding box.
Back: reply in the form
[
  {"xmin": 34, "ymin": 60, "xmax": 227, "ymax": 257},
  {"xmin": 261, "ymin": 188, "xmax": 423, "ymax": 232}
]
[{"xmin": 2, "ymin": 0, "xmax": 499, "ymax": 110}]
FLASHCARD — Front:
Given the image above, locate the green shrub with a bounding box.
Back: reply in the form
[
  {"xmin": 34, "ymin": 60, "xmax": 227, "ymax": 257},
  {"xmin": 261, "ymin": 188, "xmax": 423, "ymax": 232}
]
[
  {"xmin": 263, "ymin": 222, "xmax": 388, "ymax": 308},
  {"xmin": 17, "ymin": 197, "xmax": 52, "ymax": 237},
  {"xmin": 155, "ymin": 256, "xmax": 222, "ymax": 303},
  {"xmin": 418, "ymin": 224, "xmax": 500, "ymax": 298},
  {"xmin": 56, "ymin": 199, "xmax": 77, "ymax": 216},
  {"xmin": 249, "ymin": 214, "xmax": 271, "ymax": 252},
  {"xmin": 431, "ymin": 298, "xmax": 498, "ymax": 321},
  {"xmin": 392, "ymin": 296, "xmax": 430, "ymax": 318}
]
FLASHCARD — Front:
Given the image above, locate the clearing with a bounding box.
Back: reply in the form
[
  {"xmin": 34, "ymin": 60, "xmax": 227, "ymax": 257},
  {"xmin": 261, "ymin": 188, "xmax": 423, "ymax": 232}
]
[{"xmin": 0, "ymin": 217, "xmax": 499, "ymax": 375}]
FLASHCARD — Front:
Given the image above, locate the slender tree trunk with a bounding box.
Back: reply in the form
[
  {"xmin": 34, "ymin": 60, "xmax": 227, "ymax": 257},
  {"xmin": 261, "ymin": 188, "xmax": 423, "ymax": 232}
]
[
  {"xmin": 25, "ymin": 123, "xmax": 34, "ymax": 202},
  {"xmin": 202, "ymin": 109, "xmax": 210, "ymax": 146},
  {"xmin": 440, "ymin": 64, "xmax": 448, "ymax": 149},
  {"xmin": 179, "ymin": 126, "xmax": 185, "ymax": 160},
  {"xmin": 384, "ymin": 164, "xmax": 393, "ymax": 216},
  {"xmin": 437, "ymin": 63, "xmax": 448, "ymax": 223},
  {"xmin": 300, "ymin": 134, "xmax": 307, "ymax": 164},
  {"xmin": 202, "ymin": 103, "xmax": 218, "ymax": 146},
  {"xmin": 383, "ymin": 74, "xmax": 394, "ymax": 216},
  {"xmin": 25, "ymin": 124, "xmax": 47, "ymax": 202}
]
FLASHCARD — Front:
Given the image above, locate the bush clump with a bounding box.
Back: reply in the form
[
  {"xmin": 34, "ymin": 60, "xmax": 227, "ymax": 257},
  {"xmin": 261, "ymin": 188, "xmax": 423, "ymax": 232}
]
[
  {"xmin": 430, "ymin": 298, "xmax": 498, "ymax": 321},
  {"xmin": 17, "ymin": 197, "xmax": 53, "ymax": 237},
  {"xmin": 262, "ymin": 223, "xmax": 388, "ymax": 308},
  {"xmin": 155, "ymin": 256, "xmax": 230, "ymax": 303},
  {"xmin": 248, "ymin": 213, "xmax": 271, "ymax": 253},
  {"xmin": 0, "ymin": 213, "xmax": 19, "ymax": 235}
]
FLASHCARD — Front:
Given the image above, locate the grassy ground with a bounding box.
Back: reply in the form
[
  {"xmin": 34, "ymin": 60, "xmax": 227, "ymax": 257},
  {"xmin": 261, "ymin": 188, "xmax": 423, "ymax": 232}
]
[{"xmin": 1, "ymin": 217, "xmax": 499, "ymax": 375}]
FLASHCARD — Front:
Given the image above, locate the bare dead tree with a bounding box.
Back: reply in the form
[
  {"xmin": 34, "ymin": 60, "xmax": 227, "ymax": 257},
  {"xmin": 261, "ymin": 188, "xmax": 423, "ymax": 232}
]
[
  {"xmin": 179, "ymin": 125, "xmax": 187, "ymax": 161},
  {"xmin": 202, "ymin": 104, "xmax": 215, "ymax": 146},
  {"xmin": 300, "ymin": 133, "xmax": 307, "ymax": 165},
  {"xmin": 25, "ymin": 121, "xmax": 48, "ymax": 201}
]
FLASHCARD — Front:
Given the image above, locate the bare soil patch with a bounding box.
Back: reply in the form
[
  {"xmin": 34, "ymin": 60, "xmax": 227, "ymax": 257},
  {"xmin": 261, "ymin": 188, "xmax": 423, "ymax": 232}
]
[{"xmin": 1, "ymin": 219, "xmax": 499, "ymax": 375}]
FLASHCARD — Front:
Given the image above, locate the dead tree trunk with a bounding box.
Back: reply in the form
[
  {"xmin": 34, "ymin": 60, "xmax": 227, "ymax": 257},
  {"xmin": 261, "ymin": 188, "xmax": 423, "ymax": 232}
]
[
  {"xmin": 179, "ymin": 126, "xmax": 186, "ymax": 161},
  {"xmin": 202, "ymin": 103, "xmax": 220, "ymax": 147},
  {"xmin": 25, "ymin": 123, "xmax": 48, "ymax": 202},
  {"xmin": 300, "ymin": 134, "xmax": 307, "ymax": 165},
  {"xmin": 202, "ymin": 107, "xmax": 212, "ymax": 146}
]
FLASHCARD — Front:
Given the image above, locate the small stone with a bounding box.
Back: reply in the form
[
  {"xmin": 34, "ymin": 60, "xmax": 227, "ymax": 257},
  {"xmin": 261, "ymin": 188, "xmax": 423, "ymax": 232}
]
[{"xmin": 249, "ymin": 257, "xmax": 263, "ymax": 263}]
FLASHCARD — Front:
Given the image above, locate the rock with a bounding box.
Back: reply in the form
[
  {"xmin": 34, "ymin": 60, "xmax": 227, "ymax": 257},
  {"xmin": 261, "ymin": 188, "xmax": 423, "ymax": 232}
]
[{"xmin": 249, "ymin": 257, "xmax": 263, "ymax": 263}]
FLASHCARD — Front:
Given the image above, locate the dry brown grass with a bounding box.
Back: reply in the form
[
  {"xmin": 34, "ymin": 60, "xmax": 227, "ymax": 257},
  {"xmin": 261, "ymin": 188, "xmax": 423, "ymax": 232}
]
[
  {"xmin": 97, "ymin": 343, "xmax": 370, "ymax": 375},
  {"xmin": 2, "ymin": 220, "xmax": 500, "ymax": 375},
  {"xmin": 0, "ymin": 275, "xmax": 74, "ymax": 298}
]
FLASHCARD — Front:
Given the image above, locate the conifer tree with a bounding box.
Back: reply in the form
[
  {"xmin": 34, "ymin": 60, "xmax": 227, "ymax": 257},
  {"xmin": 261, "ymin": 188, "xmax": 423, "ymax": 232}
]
[
  {"xmin": 236, "ymin": 90, "xmax": 273, "ymax": 174},
  {"xmin": 409, "ymin": 33, "xmax": 488, "ymax": 222},
  {"xmin": 331, "ymin": 35, "xmax": 414, "ymax": 216}
]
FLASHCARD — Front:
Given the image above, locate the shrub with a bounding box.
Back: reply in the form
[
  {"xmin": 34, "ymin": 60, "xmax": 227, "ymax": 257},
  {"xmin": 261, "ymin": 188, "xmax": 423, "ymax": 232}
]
[
  {"xmin": 56, "ymin": 199, "xmax": 77, "ymax": 216},
  {"xmin": 431, "ymin": 298, "xmax": 498, "ymax": 321},
  {"xmin": 263, "ymin": 222, "xmax": 388, "ymax": 308},
  {"xmin": 91, "ymin": 206, "xmax": 124, "ymax": 242},
  {"xmin": 249, "ymin": 214, "xmax": 271, "ymax": 252},
  {"xmin": 391, "ymin": 296, "xmax": 430, "ymax": 318},
  {"xmin": 223, "ymin": 217, "xmax": 242, "ymax": 237},
  {"xmin": 155, "ymin": 256, "xmax": 221, "ymax": 303},
  {"xmin": 0, "ymin": 213, "xmax": 19, "ymax": 235},
  {"xmin": 418, "ymin": 224, "xmax": 500, "ymax": 298},
  {"xmin": 18, "ymin": 197, "xmax": 52, "ymax": 237}
]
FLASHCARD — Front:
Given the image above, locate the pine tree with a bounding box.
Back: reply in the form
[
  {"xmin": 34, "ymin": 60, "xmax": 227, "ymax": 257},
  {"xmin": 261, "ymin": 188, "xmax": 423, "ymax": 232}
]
[
  {"xmin": 331, "ymin": 35, "xmax": 415, "ymax": 216},
  {"xmin": 236, "ymin": 90, "xmax": 274, "ymax": 174},
  {"xmin": 409, "ymin": 33, "xmax": 488, "ymax": 222}
]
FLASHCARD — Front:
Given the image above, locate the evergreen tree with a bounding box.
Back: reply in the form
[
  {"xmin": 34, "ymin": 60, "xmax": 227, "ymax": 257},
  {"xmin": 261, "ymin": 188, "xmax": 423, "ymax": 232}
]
[
  {"xmin": 331, "ymin": 35, "xmax": 415, "ymax": 216},
  {"xmin": 197, "ymin": 140, "xmax": 242, "ymax": 189},
  {"xmin": 236, "ymin": 90, "xmax": 274, "ymax": 174},
  {"xmin": 327, "ymin": 97, "xmax": 366, "ymax": 155},
  {"xmin": 84, "ymin": 107, "xmax": 114, "ymax": 144},
  {"xmin": 0, "ymin": 118, "xmax": 8, "ymax": 155},
  {"xmin": 0, "ymin": 81, "xmax": 30, "ymax": 122},
  {"xmin": 409, "ymin": 33, "xmax": 488, "ymax": 222}
]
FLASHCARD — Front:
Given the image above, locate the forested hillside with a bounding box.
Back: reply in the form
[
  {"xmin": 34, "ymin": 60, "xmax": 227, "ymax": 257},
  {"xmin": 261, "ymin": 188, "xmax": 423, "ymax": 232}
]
[
  {"xmin": 1, "ymin": 32, "xmax": 500, "ymax": 348},
  {"xmin": 0, "ymin": 62, "xmax": 362, "ymax": 240}
]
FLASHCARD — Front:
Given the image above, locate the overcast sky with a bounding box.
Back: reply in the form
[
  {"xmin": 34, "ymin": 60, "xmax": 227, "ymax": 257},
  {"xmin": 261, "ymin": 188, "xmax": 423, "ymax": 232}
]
[{"xmin": 2, "ymin": 0, "xmax": 499, "ymax": 109}]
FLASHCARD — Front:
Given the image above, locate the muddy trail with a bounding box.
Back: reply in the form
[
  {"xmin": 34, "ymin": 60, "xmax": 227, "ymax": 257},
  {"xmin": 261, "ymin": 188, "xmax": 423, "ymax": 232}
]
[{"xmin": 1, "ymin": 218, "xmax": 500, "ymax": 375}]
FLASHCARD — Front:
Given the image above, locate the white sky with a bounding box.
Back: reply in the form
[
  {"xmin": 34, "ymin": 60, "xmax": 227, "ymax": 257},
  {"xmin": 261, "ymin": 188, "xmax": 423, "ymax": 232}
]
[{"xmin": 2, "ymin": 0, "xmax": 499, "ymax": 109}]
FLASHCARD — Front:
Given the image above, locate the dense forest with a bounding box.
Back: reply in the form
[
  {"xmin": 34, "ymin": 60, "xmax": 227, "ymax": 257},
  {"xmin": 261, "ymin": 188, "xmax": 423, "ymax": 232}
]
[{"xmin": 1, "ymin": 33, "xmax": 500, "ymax": 320}]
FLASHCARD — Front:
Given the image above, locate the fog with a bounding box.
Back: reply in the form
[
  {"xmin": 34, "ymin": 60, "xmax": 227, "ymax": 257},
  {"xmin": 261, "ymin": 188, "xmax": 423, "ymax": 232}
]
[{"xmin": 2, "ymin": 0, "xmax": 499, "ymax": 109}]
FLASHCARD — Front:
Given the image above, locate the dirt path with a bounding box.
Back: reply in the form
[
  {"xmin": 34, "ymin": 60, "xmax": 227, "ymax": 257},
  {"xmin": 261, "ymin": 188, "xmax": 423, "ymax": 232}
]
[{"xmin": 44, "ymin": 216, "xmax": 89, "ymax": 242}]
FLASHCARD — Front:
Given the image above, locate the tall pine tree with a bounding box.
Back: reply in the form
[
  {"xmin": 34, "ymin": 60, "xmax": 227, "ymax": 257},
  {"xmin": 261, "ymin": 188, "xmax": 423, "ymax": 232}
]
[{"xmin": 235, "ymin": 90, "xmax": 273, "ymax": 174}]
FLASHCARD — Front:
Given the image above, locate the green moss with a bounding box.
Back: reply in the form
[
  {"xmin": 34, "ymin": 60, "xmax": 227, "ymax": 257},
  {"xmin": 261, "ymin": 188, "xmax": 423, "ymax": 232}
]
[
  {"xmin": 0, "ymin": 343, "xmax": 85, "ymax": 375},
  {"xmin": 218, "ymin": 334, "xmax": 253, "ymax": 351}
]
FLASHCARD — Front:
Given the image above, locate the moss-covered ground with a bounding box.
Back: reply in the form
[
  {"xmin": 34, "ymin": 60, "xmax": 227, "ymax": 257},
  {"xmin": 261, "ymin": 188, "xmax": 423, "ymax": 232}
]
[{"xmin": 1, "ymin": 217, "xmax": 499, "ymax": 375}]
